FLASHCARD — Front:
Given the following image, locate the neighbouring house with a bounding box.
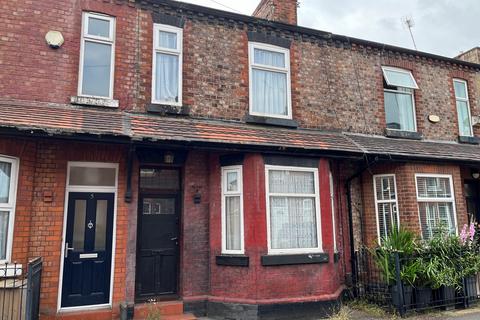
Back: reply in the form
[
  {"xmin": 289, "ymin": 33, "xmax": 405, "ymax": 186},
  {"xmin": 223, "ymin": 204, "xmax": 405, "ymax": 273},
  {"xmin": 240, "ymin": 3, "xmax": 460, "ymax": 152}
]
[{"xmin": 1, "ymin": 0, "xmax": 480, "ymax": 319}]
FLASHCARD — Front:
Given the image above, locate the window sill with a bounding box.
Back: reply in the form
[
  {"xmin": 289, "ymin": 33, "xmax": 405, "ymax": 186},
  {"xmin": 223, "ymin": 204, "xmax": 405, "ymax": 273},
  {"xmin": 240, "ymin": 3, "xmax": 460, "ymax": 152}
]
[
  {"xmin": 216, "ymin": 255, "xmax": 249, "ymax": 267},
  {"xmin": 147, "ymin": 103, "xmax": 190, "ymax": 116},
  {"xmin": 385, "ymin": 128, "xmax": 422, "ymax": 140},
  {"xmin": 245, "ymin": 115, "xmax": 298, "ymax": 128},
  {"xmin": 70, "ymin": 96, "xmax": 119, "ymax": 108},
  {"xmin": 261, "ymin": 253, "xmax": 329, "ymax": 266},
  {"xmin": 458, "ymin": 136, "xmax": 479, "ymax": 145}
]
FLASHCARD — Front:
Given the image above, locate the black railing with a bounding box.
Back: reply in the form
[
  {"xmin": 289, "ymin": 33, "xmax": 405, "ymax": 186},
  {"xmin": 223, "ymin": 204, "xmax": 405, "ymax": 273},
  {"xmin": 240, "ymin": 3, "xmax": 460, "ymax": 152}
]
[
  {"xmin": 0, "ymin": 258, "xmax": 42, "ymax": 320},
  {"xmin": 354, "ymin": 249, "xmax": 480, "ymax": 317}
]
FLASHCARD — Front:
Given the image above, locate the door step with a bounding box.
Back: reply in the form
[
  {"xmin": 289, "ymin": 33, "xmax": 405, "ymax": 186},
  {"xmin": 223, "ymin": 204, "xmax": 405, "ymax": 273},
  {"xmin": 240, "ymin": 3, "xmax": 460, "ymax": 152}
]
[{"xmin": 134, "ymin": 300, "xmax": 196, "ymax": 320}]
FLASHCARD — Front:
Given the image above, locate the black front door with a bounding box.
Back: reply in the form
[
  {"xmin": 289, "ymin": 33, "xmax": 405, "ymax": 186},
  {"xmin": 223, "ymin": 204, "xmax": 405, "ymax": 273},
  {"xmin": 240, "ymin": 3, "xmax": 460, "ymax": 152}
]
[
  {"xmin": 465, "ymin": 180, "xmax": 480, "ymax": 222},
  {"xmin": 136, "ymin": 194, "xmax": 180, "ymax": 300},
  {"xmin": 61, "ymin": 192, "xmax": 114, "ymax": 308}
]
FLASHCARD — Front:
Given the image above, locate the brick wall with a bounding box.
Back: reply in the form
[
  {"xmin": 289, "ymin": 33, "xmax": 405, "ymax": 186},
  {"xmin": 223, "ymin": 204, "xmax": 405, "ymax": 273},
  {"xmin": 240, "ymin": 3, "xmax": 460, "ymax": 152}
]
[
  {"xmin": 0, "ymin": 137, "xmax": 130, "ymax": 317},
  {"xmin": 361, "ymin": 162, "xmax": 468, "ymax": 248},
  {"xmin": 1, "ymin": 0, "xmax": 479, "ymax": 143},
  {"xmin": 252, "ymin": 0, "xmax": 298, "ymax": 25}
]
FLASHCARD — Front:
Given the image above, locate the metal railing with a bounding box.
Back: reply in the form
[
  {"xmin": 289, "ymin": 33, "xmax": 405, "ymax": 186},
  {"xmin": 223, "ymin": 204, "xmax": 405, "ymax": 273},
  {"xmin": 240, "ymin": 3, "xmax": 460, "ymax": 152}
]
[
  {"xmin": 354, "ymin": 249, "xmax": 479, "ymax": 317},
  {"xmin": 0, "ymin": 258, "xmax": 42, "ymax": 320}
]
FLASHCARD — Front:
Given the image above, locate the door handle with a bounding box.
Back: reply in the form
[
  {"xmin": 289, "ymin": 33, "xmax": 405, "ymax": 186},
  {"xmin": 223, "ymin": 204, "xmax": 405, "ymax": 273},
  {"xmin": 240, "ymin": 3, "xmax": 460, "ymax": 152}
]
[
  {"xmin": 64, "ymin": 242, "xmax": 74, "ymax": 258},
  {"xmin": 170, "ymin": 237, "xmax": 178, "ymax": 241}
]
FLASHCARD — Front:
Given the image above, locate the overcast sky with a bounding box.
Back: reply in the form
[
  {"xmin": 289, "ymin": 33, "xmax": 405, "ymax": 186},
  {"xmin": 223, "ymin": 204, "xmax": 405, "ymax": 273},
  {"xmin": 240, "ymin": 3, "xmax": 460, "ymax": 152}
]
[{"xmin": 177, "ymin": 0, "xmax": 479, "ymax": 58}]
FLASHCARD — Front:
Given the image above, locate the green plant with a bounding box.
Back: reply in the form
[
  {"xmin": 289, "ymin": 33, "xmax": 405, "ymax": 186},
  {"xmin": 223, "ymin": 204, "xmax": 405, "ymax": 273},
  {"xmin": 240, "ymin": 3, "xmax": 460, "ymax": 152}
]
[{"xmin": 146, "ymin": 298, "xmax": 162, "ymax": 320}]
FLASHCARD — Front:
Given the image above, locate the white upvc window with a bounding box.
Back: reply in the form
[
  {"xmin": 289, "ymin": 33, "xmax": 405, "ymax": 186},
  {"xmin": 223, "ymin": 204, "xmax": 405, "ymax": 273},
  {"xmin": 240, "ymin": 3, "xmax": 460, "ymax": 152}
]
[
  {"xmin": 221, "ymin": 166, "xmax": 244, "ymax": 254},
  {"xmin": 249, "ymin": 42, "xmax": 292, "ymax": 119},
  {"xmin": 373, "ymin": 174, "xmax": 400, "ymax": 244},
  {"xmin": 382, "ymin": 66, "xmax": 418, "ymax": 132},
  {"xmin": 152, "ymin": 24, "xmax": 183, "ymax": 106},
  {"xmin": 78, "ymin": 12, "xmax": 115, "ymax": 99},
  {"xmin": 453, "ymin": 79, "xmax": 473, "ymax": 137},
  {"xmin": 265, "ymin": 165, "xmax": 322, "ymax": 254},
  {"xmin": 0, "ymin": 156, "xmax": 19, "ymax": 262},
  {"xmin": 329, "ymin": 170, "xmax": 337, "ymax": 253},
  {"xmin": 415, "ymin": 174, "xmax": 457, "ymax": 240}
]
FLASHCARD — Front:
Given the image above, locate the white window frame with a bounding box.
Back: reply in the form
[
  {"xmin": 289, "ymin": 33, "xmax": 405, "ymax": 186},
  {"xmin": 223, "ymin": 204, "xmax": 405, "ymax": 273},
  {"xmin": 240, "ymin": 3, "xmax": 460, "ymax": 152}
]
[
  {"xmin": 265, "ymin": 165, "xmax": 322, "ymax": 255},
  {"xmin": 415, "ymin": 173, "xmax": 458, "ymax": 240},
  {"xmin": 453, "ymin": 79, "xmax": 473, "ymax": 137},
  {"xmin": 151, "ymin": 23, "xmax": 183, "ymax": 106},
  {"xmin": 221, "ymin": 166, "xmax": 244, "ymax": 255},
  {"xmin": 373, "ymin": 174, "xmax": 400, "ymax": 244},
  {"xmin": 329, "ymin": 170, "xmax": 337, "ymax": 253},
  {"xmin": 78, "ymin": 12, "xmax": 116, "ymax": 99},
  {"xmin": 248, "ymin": 42, "xmax": 292, "ymax": 119},
  {"xmin": 382, "ymin": 66, "xmax": 418, "ymax": 132},
  {"xmin": 0, "ymin": 156, "xmax": 19, "ymax": 263}
]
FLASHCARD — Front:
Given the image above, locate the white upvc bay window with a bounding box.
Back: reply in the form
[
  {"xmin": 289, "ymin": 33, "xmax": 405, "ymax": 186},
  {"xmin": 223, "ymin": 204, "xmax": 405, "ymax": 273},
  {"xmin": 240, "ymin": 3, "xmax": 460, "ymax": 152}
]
[
  {"xmin": 78, "ymin": 12, "xmax": 115, "ymax": 99},
  {"xmin": 249, "ymin": 42, "xmax": 292, "ymax": 119},
  {"xmin": 373, "ymin": 174, "xmax": 400, "ymax": 244},
  {"xmin": 453, "ymin": 79, "xmax": 473, "ymax": 137},
  {"xmin": 221, "ymin": 166, "xmax": 244, "ymax": 254},
  {"xmin": 266, "ymin": 166, "xmax": 322, "ymax": 254},
  {"xmin": 415, "ymin": 174, "xmax": 457, "ymax": 240},
  {"xmin": 152, "ymin": 24, "xmax": 183, "ymax": 105},
  {"xmin": 0, "ymin": 156, "xmax": 19, "ymax": 262}
]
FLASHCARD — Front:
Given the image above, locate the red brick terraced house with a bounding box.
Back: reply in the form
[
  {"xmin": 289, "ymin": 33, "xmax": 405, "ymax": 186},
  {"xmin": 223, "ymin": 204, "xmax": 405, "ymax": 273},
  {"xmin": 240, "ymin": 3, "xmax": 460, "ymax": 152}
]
[{"xmin": 1, "ymin": 0, "xmax": 480, "ymax": 319}]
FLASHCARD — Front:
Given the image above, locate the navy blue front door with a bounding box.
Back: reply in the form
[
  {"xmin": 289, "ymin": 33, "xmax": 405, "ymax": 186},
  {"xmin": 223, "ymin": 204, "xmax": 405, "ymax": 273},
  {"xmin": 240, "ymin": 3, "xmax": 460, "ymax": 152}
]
[{"xmin": 61, "ymin": 192, "xmax": 114, "ymax": 308}]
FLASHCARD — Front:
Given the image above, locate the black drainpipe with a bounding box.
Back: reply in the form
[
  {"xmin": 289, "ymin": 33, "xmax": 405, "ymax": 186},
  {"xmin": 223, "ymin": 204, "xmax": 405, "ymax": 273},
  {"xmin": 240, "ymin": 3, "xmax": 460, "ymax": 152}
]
[{"xmin": 345, "ymin": 156, "xmax": 379, "ymax": 295}]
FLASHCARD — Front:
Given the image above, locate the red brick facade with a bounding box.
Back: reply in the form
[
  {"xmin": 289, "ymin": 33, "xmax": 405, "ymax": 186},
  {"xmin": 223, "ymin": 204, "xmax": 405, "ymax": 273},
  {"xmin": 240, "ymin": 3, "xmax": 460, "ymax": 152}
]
[{"xmin": 1, "ymin": 0, "xmax": 480, "ymax": 319}]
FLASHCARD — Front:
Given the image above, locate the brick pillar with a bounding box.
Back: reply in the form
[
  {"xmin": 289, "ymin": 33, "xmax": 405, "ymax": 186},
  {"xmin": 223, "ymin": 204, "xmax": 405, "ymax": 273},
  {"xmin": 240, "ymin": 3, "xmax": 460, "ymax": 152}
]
[{"xmin": 252, "ymin": 0, "xmax": 298, "ymax": 25}]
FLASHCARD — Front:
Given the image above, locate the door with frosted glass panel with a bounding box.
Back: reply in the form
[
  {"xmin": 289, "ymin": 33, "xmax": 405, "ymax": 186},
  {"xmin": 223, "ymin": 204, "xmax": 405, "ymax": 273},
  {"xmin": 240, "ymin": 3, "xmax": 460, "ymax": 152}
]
[{"xmin": 61, "ymin": 192, "xmax": 114, "ymax": 307}]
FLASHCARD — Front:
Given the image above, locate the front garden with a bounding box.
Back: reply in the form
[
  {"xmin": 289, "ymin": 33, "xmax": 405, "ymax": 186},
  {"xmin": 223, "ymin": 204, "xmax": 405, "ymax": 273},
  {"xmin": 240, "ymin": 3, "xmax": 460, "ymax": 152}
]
[{"xmin": 354, "ymin": 222, "xmax": 480, "ymax": 317}]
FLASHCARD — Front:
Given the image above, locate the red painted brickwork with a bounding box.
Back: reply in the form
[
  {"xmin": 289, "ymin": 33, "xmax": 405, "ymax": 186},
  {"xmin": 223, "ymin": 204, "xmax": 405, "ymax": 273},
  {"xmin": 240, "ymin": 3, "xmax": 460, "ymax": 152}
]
[
  {"xmin": 361, "ymin": 163, "xmax": 469, "ymax": 248},
  {"xmin": 207, "ymin": 154, "xmax": 344, "ymax": 303},
  {"xmin": 253, "ymin": 0, "xmax": 298, "ymax": 25},
  {"xmin": 0, "ymin": 137, "xmax": 130, "ymax": 319}
]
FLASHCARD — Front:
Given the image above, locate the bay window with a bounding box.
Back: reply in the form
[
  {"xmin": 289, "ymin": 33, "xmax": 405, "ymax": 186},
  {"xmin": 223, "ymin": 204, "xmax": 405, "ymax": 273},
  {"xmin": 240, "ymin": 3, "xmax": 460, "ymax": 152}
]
[
  {"xmin": 373, "ymin": 174, "xmax": 400, "ymax": 243},
  {"xmin": 382, "ymin": 67, "xmax": 418, "ymax": 132},
  {"xmin": 266, "ymin": 166, "xmax": 321, "ymax": 254},
  {"xmin": 249, "ymin": 43, "xmax": 292, "ymax": 119},
  {"xmin": 416, "ymin": 174, "xmax": 457, "ymax": 240},
  {"xmin": 453, "ymin": 79, "xmax": 473, "ymax": 137},
  {"xmin": 152, "ymin": 24, "xmax": 183, "ymax": 105},
  {"xmin": 79, "ymin": 13, "xmax": 115, "ymax": 99},
  {"xmin": 0, "ymin": 156, "xmax": 18, "ymax": 262},
  {"xmin": 221, "ymin": 166, "xmax": 244, "ymax": 254}
]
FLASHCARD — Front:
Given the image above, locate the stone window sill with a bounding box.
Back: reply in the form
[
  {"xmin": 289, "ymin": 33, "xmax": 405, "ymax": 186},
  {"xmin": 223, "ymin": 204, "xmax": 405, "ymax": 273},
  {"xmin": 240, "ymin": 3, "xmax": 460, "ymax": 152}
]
[
  {"xmin": 458, "ymin": 136, "xmax": 479, "ymax": 145},
  {"xmin": 385, "ymin": 128, "xmax": 422, "ymax": 140},
  {"xmin": 245, "ymin": 115, "xmax": 298, "ymax": 128},
  {"xmin": 147, "ymin": 104, "xmax": 190, "ymax": 115},
  {"xmin": 216, "ymin": 255, "xmax": 249, "ymax": 267},
  {"xmin": 70, "ymin": 96, "xmax": 119, "ymax": 108},
  {"xmin": 261, "ymin": 253, "xmax": 329, "ymax": 266}
]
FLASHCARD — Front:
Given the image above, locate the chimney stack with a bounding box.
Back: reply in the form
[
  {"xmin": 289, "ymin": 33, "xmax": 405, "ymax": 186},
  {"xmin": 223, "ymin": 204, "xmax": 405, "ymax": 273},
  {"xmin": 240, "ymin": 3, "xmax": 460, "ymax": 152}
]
[
  {"xmin": 456, "ymin": 47, "xmax": 480, "ymax": 64},
  {"xmin": 253, "ymin": 0, "xmax": 298, "ymax": 25}
]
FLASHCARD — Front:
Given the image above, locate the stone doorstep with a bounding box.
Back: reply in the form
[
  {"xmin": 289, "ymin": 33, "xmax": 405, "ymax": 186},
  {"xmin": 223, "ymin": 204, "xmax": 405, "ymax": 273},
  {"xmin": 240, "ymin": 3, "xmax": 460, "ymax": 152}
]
[{"xmin": 134, "ymin": 300, "xmax": 196, "ymax": 320}]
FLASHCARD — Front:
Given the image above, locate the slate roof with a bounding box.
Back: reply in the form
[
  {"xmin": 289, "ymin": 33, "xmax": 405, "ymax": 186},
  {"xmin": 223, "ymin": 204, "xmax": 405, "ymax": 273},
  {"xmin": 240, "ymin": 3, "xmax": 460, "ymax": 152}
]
[{"xmin": 2, "ymin": 100, "xmax": 480, "ymax": 163}]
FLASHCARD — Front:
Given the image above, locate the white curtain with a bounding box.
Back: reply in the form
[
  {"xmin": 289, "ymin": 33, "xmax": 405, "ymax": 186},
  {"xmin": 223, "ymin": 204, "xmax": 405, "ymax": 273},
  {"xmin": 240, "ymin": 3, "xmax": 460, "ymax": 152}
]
[
  {"xmin": 0, "ymin": 162, "xmax": 11, "ymax": 204},
  {"xmin": 158, "ymin": 31, "xmax": 177, "ymax": 49},
  {"xmin": 0, "ymin": 211, "xmax": 8, "ymax": 260},
  {"xmin": 226, "ymin": 196, "xmax": 241, "ymax": 250},
  {"xmin": 269, "ymin": 170, "xmax": 317, "ymax": 250},
  {"xmin": 384, "ymin": 91, "xmax": 415, "ymax": 131},
  {"xmin": 155, "ymin": 52, "xmax": 179, "ymax": 103},
  {"xmin": 254, "ymin": 48, "xmax": 285, "ymax": 68}
]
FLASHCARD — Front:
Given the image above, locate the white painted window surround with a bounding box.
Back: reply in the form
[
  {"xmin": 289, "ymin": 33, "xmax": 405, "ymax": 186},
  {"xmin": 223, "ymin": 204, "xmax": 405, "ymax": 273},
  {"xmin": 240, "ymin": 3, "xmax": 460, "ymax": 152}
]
[{"xmin": 221, "ymin": 166, "xmax": 244, "ymax": 254}]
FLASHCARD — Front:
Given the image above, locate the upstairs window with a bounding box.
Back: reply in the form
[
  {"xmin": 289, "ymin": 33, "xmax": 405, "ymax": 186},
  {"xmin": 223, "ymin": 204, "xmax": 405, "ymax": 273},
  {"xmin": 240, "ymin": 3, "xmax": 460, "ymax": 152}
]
[
  {"xmin": 79, "ymin": 13, "xmax": 115, "ymax": 99},
  {"xmin": 152, "ymin": 24, "xmax": 183, "ymax": 105},
  {"xmin": 266, "ymin": 166, "xmax": 321, "ymax": 254},
  {"xmin": 249, "ymin": 43, "xmax": 291, "ymax": 119},
  {"xmin": 0, "ymin": 156, "xmax": 18, "ymax": 262},
  {"xmin": 373, "ymin": 174, "xmax": 400, "ymax": 243},
  {"xmin": 382, "ymin": 67, "xmax": 418, "ymax": 132},
  {"xmin": 221, "ymin": 166, "xmax": 244, "ymax": 254},
  {"xmin": 453, "ymin": 79, "xmax": 473, "ymax": 137},
  {"xmin": 416, "ymin": 175, "xmax": 457, "ymax": 240}
]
